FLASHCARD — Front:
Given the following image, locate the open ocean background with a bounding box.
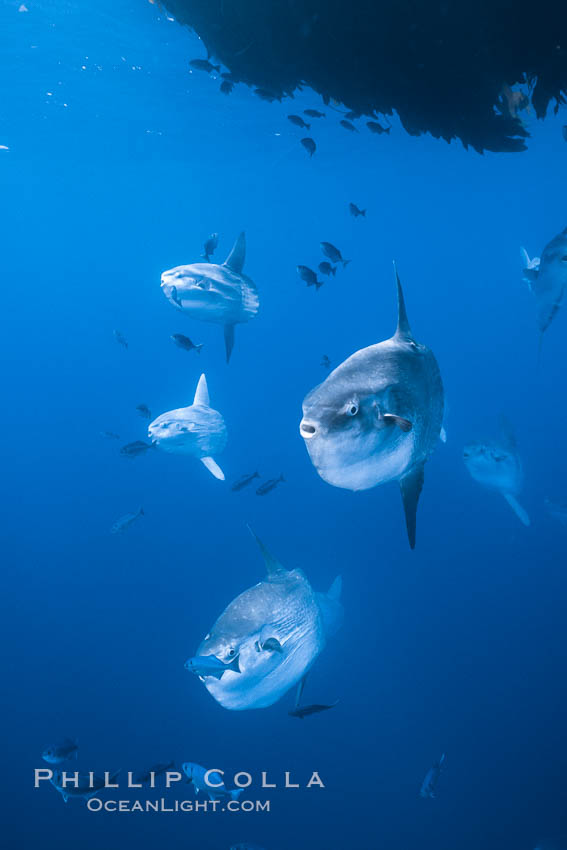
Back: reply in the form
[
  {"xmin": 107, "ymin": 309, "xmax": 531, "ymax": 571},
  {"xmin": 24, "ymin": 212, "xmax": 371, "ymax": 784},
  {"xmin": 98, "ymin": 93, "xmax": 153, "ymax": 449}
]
[{"xmin": 1, "ymin": 1, "xmax": 566, "ymax": 848}]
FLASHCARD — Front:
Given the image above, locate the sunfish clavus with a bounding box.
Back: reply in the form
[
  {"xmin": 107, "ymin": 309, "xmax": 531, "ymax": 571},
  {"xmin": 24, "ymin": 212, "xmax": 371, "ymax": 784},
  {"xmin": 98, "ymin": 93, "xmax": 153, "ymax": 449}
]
[
  {"xmin": 161, "ymin": 232, "xmax": 259, "ymax": 362},
  {"xmin": 186, "ymin": 530, "xmax": 343, "ymax": 710},
  {"xmin": 299, "ymin": 267, "xmax": 444, "ymax": 548}
]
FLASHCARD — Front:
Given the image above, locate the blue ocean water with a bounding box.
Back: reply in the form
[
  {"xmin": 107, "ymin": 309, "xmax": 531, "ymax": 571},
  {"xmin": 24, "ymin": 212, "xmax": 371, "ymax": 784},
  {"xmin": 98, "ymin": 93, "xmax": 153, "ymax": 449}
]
[{"xmin": 2, "ymin": 2, "xmax": 567, "ymax": 848}]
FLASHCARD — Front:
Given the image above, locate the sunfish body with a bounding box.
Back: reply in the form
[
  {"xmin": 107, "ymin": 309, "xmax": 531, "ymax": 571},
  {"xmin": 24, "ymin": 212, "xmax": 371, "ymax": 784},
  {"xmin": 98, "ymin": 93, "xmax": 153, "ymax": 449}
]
[
  {"xmin": 189, "ymin": 529, "xmax": 343, "ymax": 710},
  {"xmin": 148, "ymin": 374, "xmax": 227, "ymax": 480},
  {"xmin": 300, "ymin": 268, "xmax": 444, "ymax": 548},
  {"xmin": 463, "ymin": 420, "xmax": 530, "ymax": 527},
  {"xmin": 161, "ymin": 232, "xmax": 259, "ymax": 362},
  {"xmin": 521, "ymin": 228, "xmax": 567, "ymax": 346}
]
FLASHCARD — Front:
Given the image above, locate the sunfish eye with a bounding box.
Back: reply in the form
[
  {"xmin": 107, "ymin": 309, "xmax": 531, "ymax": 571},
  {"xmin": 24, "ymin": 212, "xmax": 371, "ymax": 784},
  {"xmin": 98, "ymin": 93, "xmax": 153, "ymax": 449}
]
[
  {"xmin": 228, "ymin": 648, "xmax": 236, "ymax": 657},
  {"xmin": 346, "ymin": 402, "xmax": 358, "ymax": 416}
]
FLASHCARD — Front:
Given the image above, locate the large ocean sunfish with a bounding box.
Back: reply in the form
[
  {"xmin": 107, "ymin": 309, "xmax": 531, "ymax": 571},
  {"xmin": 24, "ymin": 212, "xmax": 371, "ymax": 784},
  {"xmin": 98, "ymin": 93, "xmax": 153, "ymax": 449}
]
[
  {"xmin": 160, "ymin": 232, "xmax": 259, "ymax": 362},
  {"xmin": 299, "ymin": 267, "xmax": 444, "ymax": 548},
  {"xmin": 463, "ymin": 418, "xmax": 530, "ymax": 527},
  {"xmin": 185, "ymin": 530, "xmax": 343, "ymax": 710},
  {"xmin": 148, "ymin": 373, "xmax": 227, "ymax": 480},
  {"xmin": 521, "ymin": 227, "xmax": 567, "ymax": 351}
]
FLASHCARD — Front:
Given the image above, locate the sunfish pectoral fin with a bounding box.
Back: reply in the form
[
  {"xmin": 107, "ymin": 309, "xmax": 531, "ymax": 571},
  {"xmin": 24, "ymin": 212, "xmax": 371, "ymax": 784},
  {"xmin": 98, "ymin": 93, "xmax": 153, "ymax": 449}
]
[
  {"xmin": 261, "ymin": 637, "xmax": 283, "ymax": 653},
  {"xmin": 200, "ymin": 457, "xmax": 225, "ymax": 480},
  {"xmin": 193, "ymin": 373, "xmax": 210, "ymax": 406},
  {"xmin": 503, "ymin": 493, "xmax": 531, "ymax": 527},
  {"xmin": 440, "ymin": 426, "xmax": 447, "ymax": 443},
  {"xmin": 383, "ymin": 413, "xmax": 412, "ymax": 432},
  {"xmin": 223, "ymin": 231, "xmax": 246, "ymax": 274},
  {"xmin": 399, "ymin": 463, "xmax": 425, "ymax": 549},
  {"xmin": 224, "ymin": 324, "xmax": 235, "ymax": 363}
]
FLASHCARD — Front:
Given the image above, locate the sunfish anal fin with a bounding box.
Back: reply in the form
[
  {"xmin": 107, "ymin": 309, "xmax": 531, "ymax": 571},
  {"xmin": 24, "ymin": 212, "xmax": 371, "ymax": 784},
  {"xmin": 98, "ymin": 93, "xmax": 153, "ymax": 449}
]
[
  {"xmin": 201, "ymin": 457, "xmax": 225, "ymax": 480},
  {"xmin": 399, "ymin": 463, "xmax": 425, "ymax": 549},
  {"xmin": 193, "ymin": 373, "xmax": 210, "ymax": 406},
  {"xmin": 224, "ymin": 324, "xmax": 235, "ymax": 363},
  {"xmin": 504, "ymin": 493, "xmax": 531, "ymax": 527},
  {"xmin": 223, "ymin": 232, "xmax": 246, "ymax": 274}
]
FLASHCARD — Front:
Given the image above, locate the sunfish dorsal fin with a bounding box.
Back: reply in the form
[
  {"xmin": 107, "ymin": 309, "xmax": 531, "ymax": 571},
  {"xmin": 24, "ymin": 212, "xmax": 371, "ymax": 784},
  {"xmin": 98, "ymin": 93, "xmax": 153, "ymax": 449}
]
[
  {"xmin": 246, "ymin": 524, "xmax": 287, "ymax": 577},
  {"xmin": 193, "ymin": 373, "xmax": 209, "ymax": 406},
  {"xmin": 393, "ymin": 262, "xmax": 413, "ymax": 340},
  {"xmin": 399, "ymin": 463, "xmax": 425, "ymax": 549},
  {"xmin": 223, "ymin": 232, "xmax": 246, "ymax": 274}
]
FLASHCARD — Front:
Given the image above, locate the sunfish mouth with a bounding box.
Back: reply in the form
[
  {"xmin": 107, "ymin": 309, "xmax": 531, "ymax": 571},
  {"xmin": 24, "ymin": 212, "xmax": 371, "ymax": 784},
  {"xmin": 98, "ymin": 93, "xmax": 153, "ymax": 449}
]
[{"xmin": 299, "ymin": 419, "xmax": 318, "ymax": 439}]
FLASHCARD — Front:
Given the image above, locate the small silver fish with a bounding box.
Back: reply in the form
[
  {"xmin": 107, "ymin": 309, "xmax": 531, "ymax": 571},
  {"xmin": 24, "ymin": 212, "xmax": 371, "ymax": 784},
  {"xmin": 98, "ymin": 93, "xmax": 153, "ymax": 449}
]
[
  {"xmin": 184, "ymin": 654, "xmax": 241, "ymax": 679},
  {"xmin": 111, "ymin": 507, "xmax": 144, "ymax": 535},
  {"xmin": 256, "ymin": 475, "xmax": 285, "ymax": 495}
]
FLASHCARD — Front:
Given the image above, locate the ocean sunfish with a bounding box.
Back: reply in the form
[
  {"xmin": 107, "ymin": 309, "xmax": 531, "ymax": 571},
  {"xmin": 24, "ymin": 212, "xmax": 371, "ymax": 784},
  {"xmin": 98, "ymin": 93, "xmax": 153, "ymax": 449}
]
[
  {"xmin": 299, "ymin": 266, "xmax": 444, "ymax": 548},
  {"xmin": 186, "ymin": 529, "xmax": 343, "ymax": 710},
  {"xmin": 463, "ymin": 418, "xmax": 530, "ymax": 527},
  {"xmin": 420, "ymin": 753, "xmax": 445, "ymax": 799},
  {"xmin": 160, "ymin": 232, "xmax": 259, "ymax": 362},
  {"xmin": 521, "ymin": 228, "xmax": 567, "ymax": 350},
  {"xmin": 148, "ymin": 374, "xmax": 227, "ymax": 480}
]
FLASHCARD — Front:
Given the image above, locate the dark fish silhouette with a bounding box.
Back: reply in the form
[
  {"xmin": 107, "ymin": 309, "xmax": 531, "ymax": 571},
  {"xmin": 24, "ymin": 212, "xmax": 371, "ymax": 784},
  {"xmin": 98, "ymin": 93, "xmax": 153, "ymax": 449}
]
[
  {"xmin": 136, "ymin": 404, "xmax": 152, "ymax": 420},
  {"xmin": 288, "ymin": 114, "xmax": 310, "ymax": 130},
  {"xmin": 202, "ymin": 232, "xmax": 219, "ymax": 262},
  {"xmin": 304, "ymin": 109, "xmax": 325, "ymax": 118},
  {"xmin": 231, "ymin": 471, "xmax": 260, "ymax": 492},
  {"xmin": 367, "ymin": 121, "xmax": 391, "ymax": 135},
  {"xmin": 321, "ymin": 355, "xmax": 331, "ymax": 369},
  {"xmin": 344, "ymin": 110, "xmax": 360, "ymax": 120},
  {"xmin": 289, "ymin": 702, "xmax": 338, "ymax": 719},
  {"xmin": 120, "ymin": 440, "xmax": 154, "ymax": 458},
  {"xmin": 171, "ymin": 333, "xmax": 203, "ymax": 353},
  {"xmin": 300, "ymin": 137, "xmax": 316, "ymax": 157},
  {"xmin": 320, "ymin": 241, "xmax": 350, "ymax": 267},
  {"xmin": 113, "ymin": 329, "xmax": 128, "ymax": 349},
  {"xmin": 254, "ymin": 88, "xmax": 281, "ymax": 102},
  {"xmin": 100, "ymin": 431, "xmax": 120, "ymax": 440},
  {"xmin": 256, "ymin": 474, "xmax": 285, "ymax": 495},
  {"xmin": 297, "ymin": 265, "xmax": 323, "ymax": 289},
  {"xmin": 340, "ymin": 119, "xmax": 358, "ymax": 132},
  {"xmin": 318, "ymin": 261, "xmax": 336, "ymax": 277},
  {"xmin": 562, "ymin": 126, "xmax": 567, "ymax": 142},
  {"xmin": 133, "ymin": 761, "xmax": 175, "ymax": 785},
  {"xmin": 349, "ymin": 202, "xmax": 366, "ymax": 218},
  {"xmin": 190, "ymin": 59, "xmax": 220, "ymax": 74},
  {"xmin": 220, "ymin": 80, "xmax": 234, "ymax": 95}
]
